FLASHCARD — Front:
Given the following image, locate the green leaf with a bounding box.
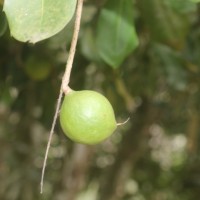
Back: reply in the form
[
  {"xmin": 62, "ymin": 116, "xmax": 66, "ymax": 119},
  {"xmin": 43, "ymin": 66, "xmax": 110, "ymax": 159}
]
[
  {"xmin": 81, "ymin": 26, "xmax": 101, "ymax": 62},
  {"xmin": 165, "ymin": 0, "xmax": 196, "ymax": 13},
  {"xmin": 190, "ymin": 0, "xmax": 200, "ymax": 3},
  {"xmin": 3, "ymin": 0, "xmax": 77, "ymax": 43},
  {"xmin": 152, "ymin": 44, "xmax": 187, "ymax": 91},
  {"xmin": 96, "ymin": 0, "xmax": 139, "ymax": 68},
  {"xmin": 139, "ymin": 0, "xmax": 193, "ymax": 49}
]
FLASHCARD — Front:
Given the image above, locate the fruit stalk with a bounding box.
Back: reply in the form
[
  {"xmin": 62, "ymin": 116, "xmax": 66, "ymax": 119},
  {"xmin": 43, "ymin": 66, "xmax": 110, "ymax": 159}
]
[
  {"xmin": 62, "ymin": 0, "xmax": 84, "ymax": 93},
  {"xmin": 40, "ymin": 0, "xmax": 84, "ymax": 194}
]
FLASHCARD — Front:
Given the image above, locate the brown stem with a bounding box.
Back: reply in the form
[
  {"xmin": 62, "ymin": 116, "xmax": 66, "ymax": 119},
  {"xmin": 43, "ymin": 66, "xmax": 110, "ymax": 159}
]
[
  {"xmin": 60, "ymin": 144, "xmax": 94, "ymax": 200},
  {"xmin": 62, "ymin": 0, "xmax": 84, "ymax": 94},
  {"xmin": 187, "ymin": 109, "xmax": 199, "ymax": 154},
  {"xmin": 40, "ymin": 0, "xmax": 84, "ymax": 193},
  {"xmin": 115, "ymin": 76, "xmax": 136, "ymax": 112}
]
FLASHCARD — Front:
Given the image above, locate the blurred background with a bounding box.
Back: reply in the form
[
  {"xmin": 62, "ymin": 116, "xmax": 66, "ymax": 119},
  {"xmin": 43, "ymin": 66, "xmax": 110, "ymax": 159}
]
[{"xmin": 1, "ymin": 0, "xmax": 200, "ymax": 200}]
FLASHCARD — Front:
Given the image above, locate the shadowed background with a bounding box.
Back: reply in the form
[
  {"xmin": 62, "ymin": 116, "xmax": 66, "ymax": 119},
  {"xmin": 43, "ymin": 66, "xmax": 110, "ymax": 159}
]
[{"xmin": 1, "ymin": 0, "xmax": 200, "ymax": 200}]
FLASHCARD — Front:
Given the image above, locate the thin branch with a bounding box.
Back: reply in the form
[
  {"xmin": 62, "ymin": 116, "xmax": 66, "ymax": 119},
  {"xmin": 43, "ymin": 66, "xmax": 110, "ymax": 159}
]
[
  {"xmin": 62, "ymin": 0, "xmax": 84, "ymax": 93},
  {"xmin": 40, "ymin": 86, "xmax": 63, "ymax": 193},
  {"xmin": 40, "ymin": 0, "xmax": 84, "ymax": 194}
]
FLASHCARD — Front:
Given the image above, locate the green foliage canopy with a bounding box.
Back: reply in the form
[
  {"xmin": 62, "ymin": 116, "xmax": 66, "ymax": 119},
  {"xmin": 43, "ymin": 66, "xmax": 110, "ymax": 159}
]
[{"xmin": 1, "ymin": 0, "xmax": 200, "ymax": 200}]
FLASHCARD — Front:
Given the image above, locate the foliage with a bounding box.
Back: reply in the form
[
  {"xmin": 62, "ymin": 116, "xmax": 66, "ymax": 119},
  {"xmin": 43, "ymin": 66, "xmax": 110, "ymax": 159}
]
[
  {"xmin": 3, "ymin": 0, "xmax": 77, "ymax": 43},
  {"xmin": 1, "ymin": 0, "xmax": 200, "ymax": 200},
  {"xmin": 96, "ymin": 0, "xmax": 139, "ymax": 68}
]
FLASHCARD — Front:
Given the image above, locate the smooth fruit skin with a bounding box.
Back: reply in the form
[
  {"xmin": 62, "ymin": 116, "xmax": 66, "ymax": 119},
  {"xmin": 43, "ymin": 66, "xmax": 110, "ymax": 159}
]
[{"xmin": 60, "ymin": 90, "xmax": 117, "ymax": 145}]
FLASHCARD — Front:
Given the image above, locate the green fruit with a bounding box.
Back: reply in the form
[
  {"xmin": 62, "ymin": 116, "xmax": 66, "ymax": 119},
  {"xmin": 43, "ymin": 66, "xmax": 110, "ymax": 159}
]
[
  {"xmin": 24, "ymin": 56, "xmax": 51, "ymax": 81},
  {"xmin": 60, "ymin": 90, "xmax": 117, "ymax": 145}
]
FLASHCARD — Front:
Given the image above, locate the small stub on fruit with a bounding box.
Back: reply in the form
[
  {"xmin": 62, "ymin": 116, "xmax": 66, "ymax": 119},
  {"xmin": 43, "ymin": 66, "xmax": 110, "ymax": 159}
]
[{"xmin": 117, "ymin": 117, "xmax": 130, "ymax": 126}]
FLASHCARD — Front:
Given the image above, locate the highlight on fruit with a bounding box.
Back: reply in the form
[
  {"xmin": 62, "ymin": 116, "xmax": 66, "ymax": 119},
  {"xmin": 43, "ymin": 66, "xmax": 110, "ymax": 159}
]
[{"xmin": 59, "ymin": 90, "xmax": 117, "ymax": 145}]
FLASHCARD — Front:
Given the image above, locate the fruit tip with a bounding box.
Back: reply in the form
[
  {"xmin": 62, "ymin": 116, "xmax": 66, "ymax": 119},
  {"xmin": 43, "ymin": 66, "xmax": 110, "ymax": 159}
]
[{"xmin": 117, "ymin": 117, "xmax": 130, "ymax": 126}]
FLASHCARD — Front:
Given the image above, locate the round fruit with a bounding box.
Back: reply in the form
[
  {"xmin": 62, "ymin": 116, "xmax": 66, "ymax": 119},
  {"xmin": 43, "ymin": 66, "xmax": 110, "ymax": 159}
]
[
  {"xmin": 60, "ymin": 90, "xmax": 117, "ymax": 145},
  {"xmin": 24, "ymin": 56, "xmax": 51, "ymax": 81}
]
